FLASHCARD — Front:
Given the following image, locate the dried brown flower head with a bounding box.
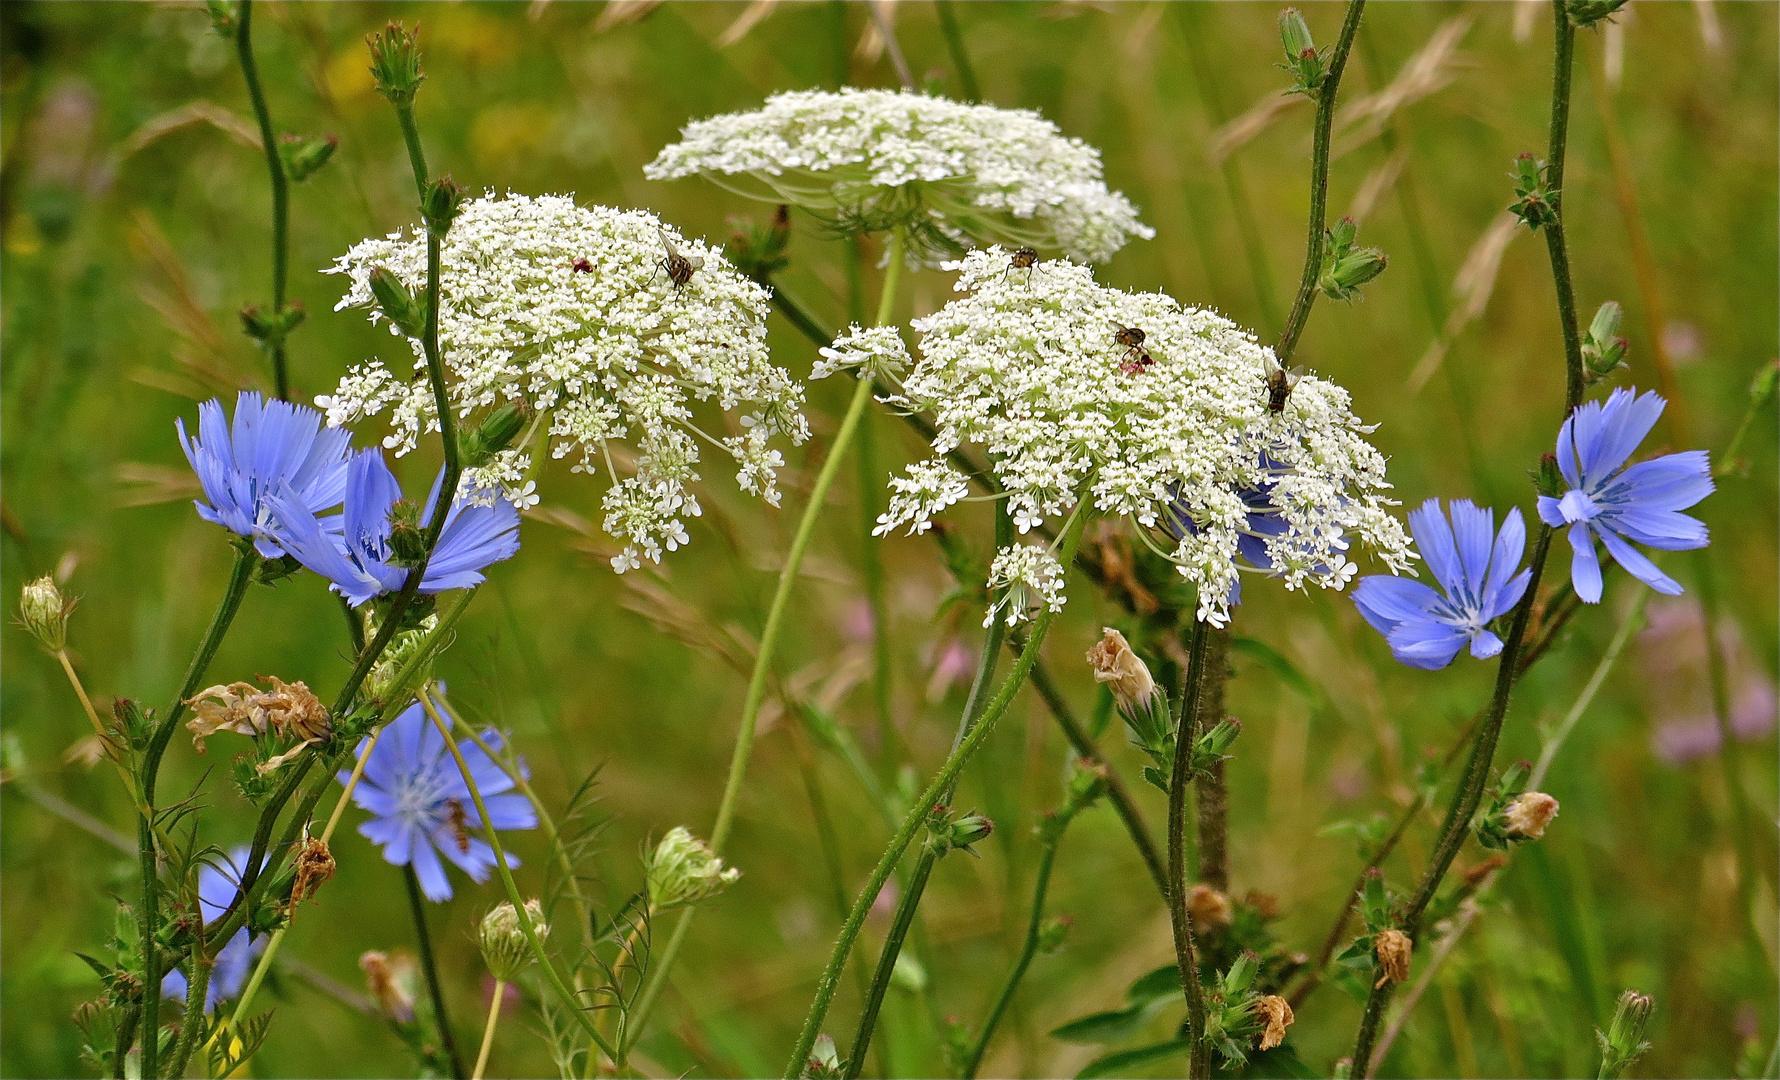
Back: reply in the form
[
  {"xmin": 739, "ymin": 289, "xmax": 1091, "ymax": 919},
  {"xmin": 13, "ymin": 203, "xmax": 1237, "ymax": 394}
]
[
  {"xmin": 1188, "ymin": 883, "xmax": 1233, "ymax": 928},
  {"xmin": 1505, "ymin": 791, "xmax": 1560, "ymax": 839},
  {"xmin": 1256, "ymin": 994, "xmax": 1294, "ymax": 1051},
  {"xmin": 1374, "ymin": 928, "xmax": 1412, "ymax": 987},
  {"xmin": 186, "ymin": 675, "xmax": 331, "ymax": 770},
  {"xmin": 288, "ymin": 833, "xmax": 336, "ymax": 914},
  {"xmin": 1086, "ymin": 627, "xmax": 1156, "ymax": 710}
]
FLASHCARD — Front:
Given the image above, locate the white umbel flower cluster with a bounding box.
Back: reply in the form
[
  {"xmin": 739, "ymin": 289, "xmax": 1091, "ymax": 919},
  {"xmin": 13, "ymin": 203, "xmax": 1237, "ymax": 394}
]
[
  {"xmin": 986, "ymin": 544, "xmax": 1067, "ymax": 628},
  {"xmin": 884, "ymin": 249, "xmax": 1415, "ymax": 626},
  {"xmin": 812, "ymin": 324, "xmax": 911, "ymax": 383},
  {"xmin": 318, "ymin": 193, "xmax": 809, "ymax": 573},
  {"xmin": 645, "ymin": 89, "xmax": 1154, "ymax": 265}
]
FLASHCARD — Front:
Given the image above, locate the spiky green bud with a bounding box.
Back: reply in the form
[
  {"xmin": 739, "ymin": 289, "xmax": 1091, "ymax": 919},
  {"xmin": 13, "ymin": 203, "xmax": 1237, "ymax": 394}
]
[
  {"xmin": 17, "ymin": 575, "xmax": 71, "ymax": 652},
  {"xmin": 478, "ymin": 899, "xmax": 546, "ymax": 982},
  {"xmin": 647, "ymin": 827, "xmax": 741, "ymax": 910}
]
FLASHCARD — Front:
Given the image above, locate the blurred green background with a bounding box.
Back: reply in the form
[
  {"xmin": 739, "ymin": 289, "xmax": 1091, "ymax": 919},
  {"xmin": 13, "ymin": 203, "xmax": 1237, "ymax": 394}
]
[{"xmin": 2, "ymin": 2, "xmax": 1775, "ymax": 1077}]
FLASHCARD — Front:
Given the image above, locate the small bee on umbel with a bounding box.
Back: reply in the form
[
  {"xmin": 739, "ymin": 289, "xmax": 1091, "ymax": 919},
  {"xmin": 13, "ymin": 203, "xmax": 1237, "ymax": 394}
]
[
  {"xmin": 570, "ymin": 256, "xmax": 594, "ymax": 273},
  {"xmin": 1263, "ymin": 355, "xmax": 1304, "ymax": 413},
  {"xmin": 1002, "ymin": 246, "xmax": 1040, "ymax": 285},
  {"xmin": 1112, "ymin": 322, "xmax": 1154, "ymax": 375},
  {"xmin": 445, "ymin": 797, "xmax": 471, "ymax": 854},
  {"xmin": 652, "ymin": 227, "xmax": 704, "ymax": 289}
]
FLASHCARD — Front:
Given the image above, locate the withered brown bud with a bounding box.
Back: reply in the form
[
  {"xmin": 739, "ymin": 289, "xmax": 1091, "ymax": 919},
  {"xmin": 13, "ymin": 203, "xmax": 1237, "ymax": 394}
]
[
  {"xmin": 1462, "ymin": 853, "xmax": 1508, "ymax": 887},
  {"xmin": 1086, "ymin": 627, "xmax": 1156, "ymax": 710},
  {"xmin": 288, "ymin": 833, "xmax": 336, "ymax": 914},
  {"xmin": 1188, "ymin": 883, "xmax": 1233, "ymax": 928},
  {"xmin": 1505, "ymin": 791, "xmax": 1560, "ymax": 839},
  {"xmin": 1374, "ymin": 928, "xmax": 1412, "ymax": 987},
  {"xmin": 1256, "ymin": 994, "xmax": 1294, "ymax": 1051},
  {"xmin": 360, "ymin": 950, "xmax": 416, "ymax": 1022}
]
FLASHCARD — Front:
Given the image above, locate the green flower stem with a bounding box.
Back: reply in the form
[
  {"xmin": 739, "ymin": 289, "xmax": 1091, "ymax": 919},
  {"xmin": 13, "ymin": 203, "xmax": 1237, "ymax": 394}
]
[
  {"xmin": 934, "ymin": 0, "xmax": 981, "ymax": 101},
  {"xmin": 1539, "ymin": 1, "xmax": 1586, "ymax": 411},
  {"xmin": 961, "ymin": 837, "xmax": 1061, "ymax": 1078},
  {"xmin": 1274, "ymin": 0, "xmax": 1367, "ymax": 366},
  {"xmin": 1021, "ymin": 656, "xmax": 1168, "ymax": 898},
  {"xmin": 417, "ymin": 689, "xmax": 620, "ymax": 1063},
  {"xmin": 473, "ymin": 979, "xmax": 505, "ymax": 1080},
  {"xmin": 137, "ymin": 543, "xmax": 259, "ymax": 1079},
  {"xmin": 235, "ymin": 0, "xmax": 292, "ymax": 401},
  {"xmin": 782, "ymin": 506, "xmax": 1090, "ymax": 1079},
  {"xmin": 1166, "ymin": 617, "xmax": 1213, "ymax": 1080},
  {"xmin": 1192, "ymin": 625, "xmax": 1232, "ymax": 892},
  {"xmin": 857, "ymin": 411, "xmax": 898, "ymax": 781},
  {"xmin": 405, "ymin": 863, "xmax": 468, "ymax": 1079},
  {"xmin": 624, "ymin": 232, "xmax": 908, "ymax": 1058},
  {"xmin": 844, "ymin": 504, "xmax": 1011, "ymax": 1076}
]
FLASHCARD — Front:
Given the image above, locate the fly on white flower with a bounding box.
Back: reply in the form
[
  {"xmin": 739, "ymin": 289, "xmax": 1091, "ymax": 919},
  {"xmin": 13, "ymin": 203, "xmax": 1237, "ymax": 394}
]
[
  {"xmin": 884, "ymin": 248, "xmax": 1414, "ymax": 626},
  {"xmin": 321, "ymin": 193, "xmax": 809, "ymax": 574}
]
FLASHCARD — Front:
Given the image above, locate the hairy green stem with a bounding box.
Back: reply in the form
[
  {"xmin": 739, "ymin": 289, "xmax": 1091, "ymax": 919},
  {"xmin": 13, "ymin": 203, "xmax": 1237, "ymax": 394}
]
[
  {"xmin": 962, "ymin": 836, "xmax": 1061, "ymax": 1078},
  {"xmin": 1192, "ymin": 625, "xmax": 1232, "ymax": 892},
  {"xmin": 406, "ymin": 863, "xmax": 468, "ymax": 1079},
  {"xmin": 236, "ymin": 0, "xmax": 292, "ymax": 401},
  {"xmin": 845, "ymin": 508, "xmax": 1011, "ymax": 1075},
  {"xmin": 1166, "ymin": 617, "xmax": 1213, "ymax": 1080},
  {"xmin": 137, "ymin": 543, "xmax": 258, "ymax": 1078},
  {"xmin": 418, "ymin": 690, "xmax": 619, "ymax": 1063},
  {"xmin": 166, "ymin": 895, "xmax": 210, "ymax": 1079},
  {"xmin": 783, "ymin": 509, "xmax": 1090, "ymax": 1078},
  {"xmin": 1541, "ymin": 2, "xmax": 1586, "ymax": 410},
  {"xmin": 1274, "ymin": 0, "xmax": 1367, "ymax": 366}
]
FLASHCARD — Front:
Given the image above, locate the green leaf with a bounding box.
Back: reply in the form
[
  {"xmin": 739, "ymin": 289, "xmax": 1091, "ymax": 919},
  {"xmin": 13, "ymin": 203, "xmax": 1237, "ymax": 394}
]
[
  {"xmin": 1239, "ymin": 1045, "xmax": 1323, "ymax": 1079},
  {"xmin": 71, "ymin": 951, "xmax": 113, "ymax": 982},
  {"xmin": 1049, "ymin": 1005, "xmax": 1153, "ymax": 1046},
  {"xmin": 1075, "ymin": 1039, "xmax": 1190, "ymax": 1079},
  {"xmin": 1127, "ymin": 963, "xmax": 1184, "ymax": 1004}
]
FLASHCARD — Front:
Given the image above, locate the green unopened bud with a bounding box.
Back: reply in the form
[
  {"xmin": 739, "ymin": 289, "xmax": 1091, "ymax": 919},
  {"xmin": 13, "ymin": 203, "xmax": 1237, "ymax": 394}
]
[
  {"xmin": 279, "ymin": 133, "xmax": 338, "ymax": 183},
  {"xmin": 384, "ymin": 499, "xmax": 428, "ymax": 566},
  {"xmin": 206, "ymin": 0, "xmax": 239, "ymax": 37},
  {"xmin": 478, "ymin": 899, "xmax": 546, "ymax": 982},
  {"xmin": 647, "ymin": 826, "xmax": 740, "ymax": 910},
  {"xmin": 1189, "ymin": 717, "xmax": 1242, "ymax": 776},
  {"xmin": 928, "ymin": 807, "xmax": 994, "ymax": 857},
  {"xmin": 1751, "ymin": 360, "xmax": 1779, "ymax": 406},
  {"xmin": 461, "ymin": 402, "xmax": 529, "ymax": 467},
  {"xmin": 365, "ymin": 616, "xmax": 437, "ymax": 710},
  {"xmin": 725, "ymin": 205, "xmax": 794, "ymax": 282},
  {"xmin": 1596, "ymin": 990, "xmax": 1654, "ymax": 1079},
  {"xmin": 1278, "ymin": 9, "xmax": 1326, "ymax": 94},
  {"xmin": 1582, "ymin": 301, "xmax": 1628, "ymax": 382},
  {"xmin": 1318, "ymin": 217, "xmax": 1387, "ymax": 302},
  {"xmin": 1565, "ymin": 0, "xmax": 1631, "ymax": 28},
  {"xmin": 1509, "ymin": 153, "xmax": 1558, "ymax": 231},
  {"xmin": 367, "ymin": 267, "xmax": 425, "ymax": 339},
  {"xmin": 1531, "ymin": 452, "xmax": 1564, "ymax": 498},
  {"xmin": 1221, "ymin": 951, "xmax": 1260, "ymax": 995},
  {"xmin": 804, "ymin": 1034, "xmax": 845, "ymax": 1079},
  {"xmin": 421, "ymin": 175, "xmax": 465, "ymax": 237},
  {"xmin": 1037, "ymin": 914, "xmax": 1073, "ymax": 954},
  {"xmin": 367, "ymin": 23, "xmax": 425, "ymax": 106},
  {"xmin": 17, "ymin": 575, "xmax": 71, "ymax": 652},
  {"xmin": 1361, "ymin": 866, "xmax": 1390, "ymax": 931}
]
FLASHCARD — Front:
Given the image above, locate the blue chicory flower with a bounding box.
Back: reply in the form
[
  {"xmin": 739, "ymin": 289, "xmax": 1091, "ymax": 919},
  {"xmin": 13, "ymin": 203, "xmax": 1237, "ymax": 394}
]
[
  {"xmin": 177, "ymin": 392, "xmax": 353, "ymax": 558},
  {"xmin": 269, "ymin": 449, "xmax": 521, "ymax": 607},
  {"xmin": 1353, "ymin": 498, "xmax": 1532, "ymax": 671},
  {"xmin": 338, "ymin": 694, "xmax": 537, "ymax": 902},
  {"xmin": 1536, "ymin": 387, "xmax": 1713, "ymax": 603},
  {"xmin": 161, "ymin": 847, "xmax": 266, "ymax": 1012}
]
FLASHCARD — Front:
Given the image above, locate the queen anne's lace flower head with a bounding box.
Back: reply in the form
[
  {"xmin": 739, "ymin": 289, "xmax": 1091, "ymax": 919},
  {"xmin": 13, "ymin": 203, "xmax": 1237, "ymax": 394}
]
[
  {"xmin": 813, "ymin": 324, "xmax": 911, "ymax": 383},
  {"xmin": 882, "ymin": 249, "xmax": 1414, "ymax": 626},
  {"xmin": 318, "ymin": 193, "xmax": 809, "ymax": 573},
  {"xmin": 645, "ymin": 89, "xmax": 1154, "ymax": 265}
]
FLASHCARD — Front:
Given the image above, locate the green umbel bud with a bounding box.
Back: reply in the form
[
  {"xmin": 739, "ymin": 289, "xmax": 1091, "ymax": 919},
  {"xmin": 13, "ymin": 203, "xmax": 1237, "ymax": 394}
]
[
  {"xmin": 461, "ymin": 402, "xmax": 529, "ymax": 467},
  {"xmin": 1278, "ymin": 9, "xmax": 1327, "ymax": 94},
  {"xmin": 478, "ymin": 899, "xmax": 546, "ymax": 982},
  {"xmin": 17, "ymin": 575, "xmax": 71, "ymax": 652},
  {"xmin": 367, "ymin": 23, "xmax": 425, "ymax": 106},
  {"xmin": 726, "ymin": 205, "xmax": 793, "ymax": 282},
  {"xmin": 1565, "ymin": 0, "xmax": 1630, "ymax": 28},
  {"xmin": 421, "ymin": 176, "xmax": 465, "ymax": 238},
  {"xmin": 1509, "ymin": 153, "xmax": 1558, "ymax": 231},
  {"xmin": 647, "ymin": 827, "xmax": 741, "ymax": 910},
  {"xmin": 367, "ymin": 266, "xmax": 425, "ymax": 339},
  {"xmin": 1582, "ymin": 301, "xmax": 1629, "ymax": 383},
  {"xmin": 364, "ymin": 616, "xmax": 437, "ymax": 710},
  {"xmin": 1036, "ymin": 914, "xmax": 1072, "ymax": 954},
  {"xmin": 279, "ymin": 133, "xmax": 338, "ymax": 183},
  {"xmin": 1596, "ymin": 990, "xmax": 1654, "ymax": 1079},
  {"xmin": 1751, "ymin": 360, "xmax": 1779, "ymax": 406}
]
